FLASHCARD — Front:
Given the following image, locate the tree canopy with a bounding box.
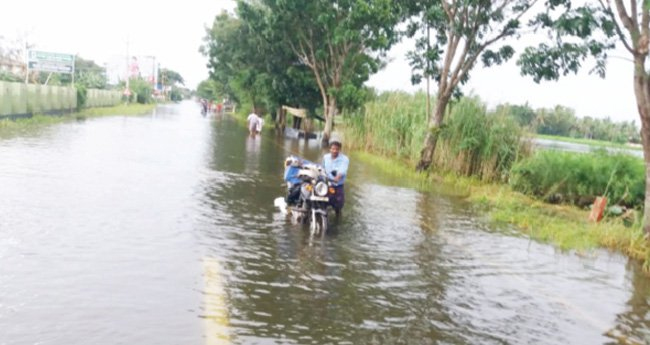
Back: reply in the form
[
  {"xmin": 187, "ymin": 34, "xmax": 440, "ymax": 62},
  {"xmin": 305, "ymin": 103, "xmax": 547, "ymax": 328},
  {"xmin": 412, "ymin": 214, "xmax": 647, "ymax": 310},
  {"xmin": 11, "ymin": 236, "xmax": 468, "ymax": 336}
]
[
  {"xmin": 201, "ymin": 1, "xmax": 404, "ymax": 139},
  {"xmin": 405, "ymin": 0, "xmax": 541, "ymax": 170}
]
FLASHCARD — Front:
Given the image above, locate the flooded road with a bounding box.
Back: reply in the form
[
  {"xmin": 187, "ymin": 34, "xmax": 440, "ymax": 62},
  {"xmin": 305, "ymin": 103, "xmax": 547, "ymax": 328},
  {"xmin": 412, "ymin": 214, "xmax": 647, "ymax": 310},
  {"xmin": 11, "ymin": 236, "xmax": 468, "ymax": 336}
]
[{"xmin": 1, "ymin": 101, "xmax": 649, "ymax": 344}]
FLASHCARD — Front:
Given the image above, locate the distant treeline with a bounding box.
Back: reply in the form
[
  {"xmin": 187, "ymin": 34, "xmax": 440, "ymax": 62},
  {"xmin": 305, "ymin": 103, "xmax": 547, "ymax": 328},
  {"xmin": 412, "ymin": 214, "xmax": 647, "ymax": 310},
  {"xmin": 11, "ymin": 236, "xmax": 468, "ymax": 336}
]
[{"xmin": 496, "ymin": 103, "xmax": 640, "ymax": 144}]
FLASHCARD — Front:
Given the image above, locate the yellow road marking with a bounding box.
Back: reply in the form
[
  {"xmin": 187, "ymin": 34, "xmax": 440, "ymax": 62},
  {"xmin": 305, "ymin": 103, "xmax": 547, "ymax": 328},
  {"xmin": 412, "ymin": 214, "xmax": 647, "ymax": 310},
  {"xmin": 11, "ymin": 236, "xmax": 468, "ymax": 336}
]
[{"xmin": 203, "ymin": 257, "xmax": 231, "ymax": 345}]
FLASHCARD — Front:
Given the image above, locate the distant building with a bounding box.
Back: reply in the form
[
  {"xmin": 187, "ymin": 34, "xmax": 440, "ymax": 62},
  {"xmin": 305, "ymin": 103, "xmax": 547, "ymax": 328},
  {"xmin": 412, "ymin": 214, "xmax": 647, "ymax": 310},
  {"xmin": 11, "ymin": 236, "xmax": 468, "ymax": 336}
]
[{"xmin": 0, "ymin": 57, "xmax": 25, "ymax": 76}]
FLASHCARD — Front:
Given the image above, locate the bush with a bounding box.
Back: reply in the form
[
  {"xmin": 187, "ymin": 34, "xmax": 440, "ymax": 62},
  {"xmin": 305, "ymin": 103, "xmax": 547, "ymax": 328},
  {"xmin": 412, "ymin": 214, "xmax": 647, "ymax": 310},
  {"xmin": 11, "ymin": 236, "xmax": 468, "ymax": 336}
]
[
  {"xmin": 510, "ymin": 149, "xmax": 645, "ymax": 208},
  {"xmin": 75, "ymin": 84, "xmax": 87, "ymax": 110},
  {"xmin": 128, "ymin": 78, "xmax": 153, "ymax": 104},
  {"xmin": 170, "ymin": 86, "xmax": 183, "ymax": 102},
  {"xmin": 0, "ymin": 71, "xmax": 21, "ymax": 82}
]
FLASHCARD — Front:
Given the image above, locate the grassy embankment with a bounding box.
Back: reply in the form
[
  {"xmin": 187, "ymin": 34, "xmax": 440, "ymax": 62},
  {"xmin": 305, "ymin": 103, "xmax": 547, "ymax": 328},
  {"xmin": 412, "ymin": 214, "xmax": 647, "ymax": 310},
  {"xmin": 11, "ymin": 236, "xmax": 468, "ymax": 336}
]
[
  {"xmin": 0, "ymin": 103, "xmax": 156, "ymax": 132},
  {"xmin": 341, "ymin": 92, "xmax": 649, "ymax": 270}
]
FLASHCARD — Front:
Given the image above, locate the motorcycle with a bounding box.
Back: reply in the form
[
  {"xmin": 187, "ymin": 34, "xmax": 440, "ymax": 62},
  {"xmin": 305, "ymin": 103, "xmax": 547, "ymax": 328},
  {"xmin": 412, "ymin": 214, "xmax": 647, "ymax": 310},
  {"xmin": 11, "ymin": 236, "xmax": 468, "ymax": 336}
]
[{"xmin": 288, "ymin": 163, "xmax": 334, "ymax": 236}]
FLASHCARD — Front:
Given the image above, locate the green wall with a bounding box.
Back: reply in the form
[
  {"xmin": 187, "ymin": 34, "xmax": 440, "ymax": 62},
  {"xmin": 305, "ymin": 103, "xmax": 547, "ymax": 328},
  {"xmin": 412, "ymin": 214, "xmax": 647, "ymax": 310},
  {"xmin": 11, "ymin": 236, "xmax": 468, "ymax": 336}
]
[{"xmin": 0, "ymin": 81, "xmax": 121, "ymax": 117}]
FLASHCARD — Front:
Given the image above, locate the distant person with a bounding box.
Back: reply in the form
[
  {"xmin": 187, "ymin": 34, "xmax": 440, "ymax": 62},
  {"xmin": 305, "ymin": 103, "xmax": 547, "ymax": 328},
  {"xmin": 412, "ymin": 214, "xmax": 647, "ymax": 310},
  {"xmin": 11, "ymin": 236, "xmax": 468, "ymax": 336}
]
[
  {"xmin": 200, "ymin": 99, "xmax": 208, "ymax": 115},
  {"xmin": 322, "ymin": 137, "xmax": 349, "ymax": 216},
  {"xmin": 247, "ymin": 110, "xmax": 261, "ymax": 136},
  {"xmin": 256, "ymin": 115, "xmax": 264, "ymax": 134}
]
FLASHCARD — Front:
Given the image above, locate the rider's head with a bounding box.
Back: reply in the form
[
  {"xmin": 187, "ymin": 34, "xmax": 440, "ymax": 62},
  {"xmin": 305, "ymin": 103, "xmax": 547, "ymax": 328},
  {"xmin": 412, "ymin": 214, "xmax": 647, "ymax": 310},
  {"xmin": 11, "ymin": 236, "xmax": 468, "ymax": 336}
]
[{"xmin": 329, "ymin": 138, "xmax": 342, "ymax": 158}]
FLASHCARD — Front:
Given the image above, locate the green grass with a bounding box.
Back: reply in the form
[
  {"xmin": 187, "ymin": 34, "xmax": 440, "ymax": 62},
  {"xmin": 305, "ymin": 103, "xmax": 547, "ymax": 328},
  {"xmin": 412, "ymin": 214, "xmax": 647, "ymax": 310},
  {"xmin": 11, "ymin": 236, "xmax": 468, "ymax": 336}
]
[
  {"xmin": 534, "ymin": 133, "xmax": 643, "ymax": 151},
  {"xmin": 0, "ymin": 103, "xmax": 156, "ymax": 133},
  {"xmin": 510, "ymin": 149, "xmax": 645, "ymax": 208}
]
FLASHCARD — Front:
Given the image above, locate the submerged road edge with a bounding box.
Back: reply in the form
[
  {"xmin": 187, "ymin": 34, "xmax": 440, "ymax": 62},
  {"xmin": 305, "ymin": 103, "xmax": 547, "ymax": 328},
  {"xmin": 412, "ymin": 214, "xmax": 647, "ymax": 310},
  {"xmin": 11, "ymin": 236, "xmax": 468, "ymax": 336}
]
[{"xmin": 203, "ymin": 257, "xmax": 231, "ymax": 345}]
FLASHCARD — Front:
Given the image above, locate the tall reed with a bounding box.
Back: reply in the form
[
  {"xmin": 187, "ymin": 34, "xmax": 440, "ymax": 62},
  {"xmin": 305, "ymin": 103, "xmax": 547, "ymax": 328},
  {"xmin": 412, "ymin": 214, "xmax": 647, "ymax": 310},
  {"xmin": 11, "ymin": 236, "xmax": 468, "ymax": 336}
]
[
  {"xmin": 342, "ymin": 91, "xmax": 428, "ymax": 161},
  {"xmin": 343, "ymin": 92, "xmax": 527, "ymax": 182},
  {"xmin": 434, "ymin": 97, "xmax": 527, "ymax": 182}
]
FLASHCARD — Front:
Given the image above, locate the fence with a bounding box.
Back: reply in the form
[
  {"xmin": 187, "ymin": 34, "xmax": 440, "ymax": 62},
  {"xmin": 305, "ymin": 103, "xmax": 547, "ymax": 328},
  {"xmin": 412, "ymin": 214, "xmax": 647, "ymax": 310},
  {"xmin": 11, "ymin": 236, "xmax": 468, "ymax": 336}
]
[
  {"xmin": 85, "ymin": 89, "xmax": 122, "ymax": 108},
  {"xmin": 0, "ymin": 81, "xmax": 122, "ymax": 118}
]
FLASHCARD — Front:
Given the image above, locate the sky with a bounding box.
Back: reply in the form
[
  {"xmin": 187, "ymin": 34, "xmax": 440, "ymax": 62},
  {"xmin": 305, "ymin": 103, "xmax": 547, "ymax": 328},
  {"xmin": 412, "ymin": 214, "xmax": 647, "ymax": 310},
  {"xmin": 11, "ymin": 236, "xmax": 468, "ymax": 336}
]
[
  {"xmin": 367, "ymin": 37, "xmax": 639, "ymax": 123},
  {"xmin": 0, "ymin": 0, "xmax": 639, "ymax": 123}
]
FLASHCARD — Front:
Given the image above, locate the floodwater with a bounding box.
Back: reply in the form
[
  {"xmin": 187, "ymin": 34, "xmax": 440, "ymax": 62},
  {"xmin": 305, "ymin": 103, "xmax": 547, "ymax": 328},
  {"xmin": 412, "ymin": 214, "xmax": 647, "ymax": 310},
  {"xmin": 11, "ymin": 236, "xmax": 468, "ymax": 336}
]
[{"xmin": 1, "ymin": 101, "xmax": 649, "ymax": 344}]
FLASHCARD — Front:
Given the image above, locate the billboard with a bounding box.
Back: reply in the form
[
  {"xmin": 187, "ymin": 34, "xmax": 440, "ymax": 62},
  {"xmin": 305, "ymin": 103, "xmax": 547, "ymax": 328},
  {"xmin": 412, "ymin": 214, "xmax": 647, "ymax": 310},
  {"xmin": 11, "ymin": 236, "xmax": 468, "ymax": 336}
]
[
  {"xmin": 28, "ymin": 50, "xmax": 75, "ymax": 74},
  {"xmin": 105, "ymin": 55, "xmax": 157, "ymax": 87}
]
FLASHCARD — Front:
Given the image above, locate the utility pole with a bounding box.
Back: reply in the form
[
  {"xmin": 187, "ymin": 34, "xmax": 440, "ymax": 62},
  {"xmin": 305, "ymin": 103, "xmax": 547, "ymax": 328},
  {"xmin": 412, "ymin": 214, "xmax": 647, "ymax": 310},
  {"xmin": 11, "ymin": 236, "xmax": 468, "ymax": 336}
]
[
  {"xmin": 24, "ymin": 40, "xmax": 29, "ymax": 84},
  {"xmin": 151, "ymin": 56, "xmax": 156, "ymax": 90},
  {"xmin": 125, "ymin": 37, "xmax": 130, "ymax": 103},
  {"xmin": 71, "ymin": 54, "xmax": 76, "ymax": 85},
  {"xmin": 162, "ymin": 69, "xmax": 167, "ymax": 100}
]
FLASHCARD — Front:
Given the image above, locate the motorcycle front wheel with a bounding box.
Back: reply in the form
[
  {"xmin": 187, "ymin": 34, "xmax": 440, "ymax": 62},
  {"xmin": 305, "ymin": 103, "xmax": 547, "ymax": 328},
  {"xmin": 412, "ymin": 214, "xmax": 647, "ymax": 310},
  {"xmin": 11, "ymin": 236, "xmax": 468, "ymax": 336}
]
[
  {"xmin": 310, "ymin": 210, "xmax": 327, "ymax": 236},
  {"xmin": 317, "ymin": 213, "xmax": 327, "ymax": 236}
]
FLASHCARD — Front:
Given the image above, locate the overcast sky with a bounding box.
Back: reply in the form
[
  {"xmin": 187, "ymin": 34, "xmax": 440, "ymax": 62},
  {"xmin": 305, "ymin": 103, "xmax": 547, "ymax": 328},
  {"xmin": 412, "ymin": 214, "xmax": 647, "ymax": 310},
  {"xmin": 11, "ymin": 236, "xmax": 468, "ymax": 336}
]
[
  {"xmin": 368, "ymin": 38, "xmax": 638, "ymax": 123},
  {"xmin": 0, "ymin": 0, "xmax": 236, "ymax": 90},
  {"xmin": 0, "ymin": 0, "xmax": 639, "ymax": 123}
]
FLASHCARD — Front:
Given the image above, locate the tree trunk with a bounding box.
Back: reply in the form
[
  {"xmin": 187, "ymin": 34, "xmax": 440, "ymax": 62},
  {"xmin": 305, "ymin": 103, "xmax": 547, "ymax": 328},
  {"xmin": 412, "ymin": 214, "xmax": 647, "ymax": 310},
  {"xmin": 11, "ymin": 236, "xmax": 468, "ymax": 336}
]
[
  {"xmin": 633, "ymin": 62, "xmax": 650, "ymax": 238},
  {"xmin": 323, "ymin": 96, "xmax": 336, "ymax": 143},
  {"xmin": 416, "ymin": 92, "xmax": 451, "ymax": 171},
  {"xmin": 275, "ymin": 106, "xmax": 285, "ymax": 133},
  {"xmin": 641, "ymin": 118, "xmax": 650, "ymax": 238}
]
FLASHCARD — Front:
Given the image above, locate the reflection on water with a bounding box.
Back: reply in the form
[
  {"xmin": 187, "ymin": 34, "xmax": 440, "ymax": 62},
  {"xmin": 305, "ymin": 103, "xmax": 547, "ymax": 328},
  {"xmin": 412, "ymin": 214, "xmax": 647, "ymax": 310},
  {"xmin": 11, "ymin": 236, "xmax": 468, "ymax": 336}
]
[
  {"xmin": 244, "ymin": 135, "xmax": 262, "ymax": 175},
  {"xmin": 0, "ymin": 102, "xmax": 649, "ymax": 344}
]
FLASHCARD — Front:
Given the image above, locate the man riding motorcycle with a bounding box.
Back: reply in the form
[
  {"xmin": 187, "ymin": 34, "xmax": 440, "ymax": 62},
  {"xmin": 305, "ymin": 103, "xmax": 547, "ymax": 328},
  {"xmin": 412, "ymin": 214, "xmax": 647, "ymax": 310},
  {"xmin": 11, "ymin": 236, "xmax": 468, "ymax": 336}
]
[
  {"xmin": 321, "ymin": 137, "xmax": 349, "ymax": 217},
  {"xmin": 282, "ymin": 137, "xmax": 348, "ymax": 216}
]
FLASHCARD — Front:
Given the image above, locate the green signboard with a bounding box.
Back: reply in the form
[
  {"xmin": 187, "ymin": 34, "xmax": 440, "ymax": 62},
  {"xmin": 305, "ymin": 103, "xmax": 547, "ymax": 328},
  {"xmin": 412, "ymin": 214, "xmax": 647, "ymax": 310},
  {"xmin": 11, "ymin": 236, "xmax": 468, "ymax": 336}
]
[{"xmin": 28, "ymin": 50, "xmax": 75, "ymax": 74}]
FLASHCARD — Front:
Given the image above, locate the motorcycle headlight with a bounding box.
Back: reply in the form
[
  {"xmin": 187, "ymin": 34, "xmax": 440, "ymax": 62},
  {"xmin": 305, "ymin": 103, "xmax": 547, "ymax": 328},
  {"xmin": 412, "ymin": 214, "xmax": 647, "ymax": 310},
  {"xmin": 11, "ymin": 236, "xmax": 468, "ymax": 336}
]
[{"xmin": 314, "ymin": 181, "xmax": 328, "ymax": 196}]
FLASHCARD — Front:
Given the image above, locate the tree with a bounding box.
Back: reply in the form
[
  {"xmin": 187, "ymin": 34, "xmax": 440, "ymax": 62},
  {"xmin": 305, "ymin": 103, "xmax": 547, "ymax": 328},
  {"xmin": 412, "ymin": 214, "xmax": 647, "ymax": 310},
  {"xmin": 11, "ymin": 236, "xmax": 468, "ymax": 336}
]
[
  {"xmin": 237, "ymin": 2, "xmax": 322, "ymax": 115},
  {"xmin": 74, "ymin": 57, "xmax": 107, "ymax": 89},
  {"xmin": 407, "ymin": 0, "xmax": 540, "ymax": 171},
  {"xmin": 201, "ymin": 10, "xmax": 268, "ymax": 107},
  {"xmin": 517, "ymin": 0, "xmax": 650, "ymax": 237},
  {"xmin": 47, "ymin": 56, "xmax": 107, "ymax": 88},
  {"xmin": 255, "ymin": 0, "xmax": 403, "ymax": 141},
  {"xmin": 535, "ymin": 105, "xmax": 576, "ymax": 136},
  {"xmin": 196, "ymin": 79, "xmax": 219, "ymax": 101},
  {"xmin": 496, "ymin": 102, "xmax": 537, "ymax": 127},
  {"xmin": 159, "ymin": 68, "xmax": 184, "ymax": 87},
  {"xmin": 0, "ymin": 34, "xmax": 29, "ymax": 81}
]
